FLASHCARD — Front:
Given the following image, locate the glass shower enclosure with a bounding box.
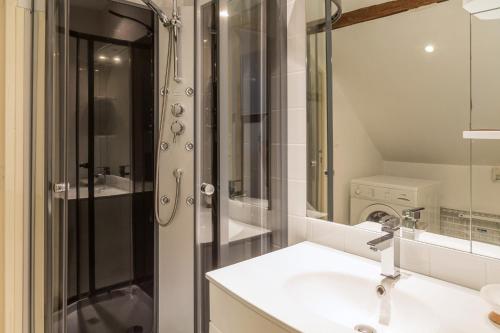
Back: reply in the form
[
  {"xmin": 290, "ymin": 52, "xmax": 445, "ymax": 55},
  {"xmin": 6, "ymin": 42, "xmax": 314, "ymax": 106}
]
[
  {"xmin": 45, "ymin": 1, "xmax": 156, "ymax": 332},
  {"xmin": 195, "ymin": 0, "xmax": 288, "ymax": 331}
]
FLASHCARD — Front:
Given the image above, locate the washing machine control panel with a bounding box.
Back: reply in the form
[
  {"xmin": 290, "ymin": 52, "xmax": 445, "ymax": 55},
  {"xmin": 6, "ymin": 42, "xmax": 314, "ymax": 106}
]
[
  {"xmin": 351, "ymin": 184, "xmax": 416, "ymax": 205},
  {"xmin": 352, "ymin": 185, "xmax": 374, "ymax": 198}
]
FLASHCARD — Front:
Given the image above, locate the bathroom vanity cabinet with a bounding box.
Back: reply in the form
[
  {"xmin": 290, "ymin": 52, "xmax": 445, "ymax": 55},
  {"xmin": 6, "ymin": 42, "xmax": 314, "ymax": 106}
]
[{"xmin": 209, "ymin": 283, "xmax": 293, "ymax": 333}]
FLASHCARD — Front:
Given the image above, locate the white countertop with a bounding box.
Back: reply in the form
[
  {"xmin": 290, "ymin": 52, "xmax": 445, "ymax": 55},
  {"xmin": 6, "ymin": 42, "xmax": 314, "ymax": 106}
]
[
  {"xmin": 197, "ymin": 209, "xmax": 271, "ymax": 244},
  {"xmin": 207, "ymin": 242, "xmax": 495, "ymax": 333}
]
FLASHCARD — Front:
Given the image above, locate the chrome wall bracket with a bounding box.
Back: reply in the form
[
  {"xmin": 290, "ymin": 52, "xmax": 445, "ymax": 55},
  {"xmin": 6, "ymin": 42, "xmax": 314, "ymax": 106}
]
[
  {"xmin": 185, "ymin": 87, "xmax": 194, "ymax": 96},
  {"xmin": 160, "ymin": 196, "xmax": 170, "ymax": 205},
  {"xmin": 185, "ymin": 141, "xmax": 194, "ymax": 151},
  {"xmin": 160, "ymin": 142, "xmax": 169, "ymax": 151}
]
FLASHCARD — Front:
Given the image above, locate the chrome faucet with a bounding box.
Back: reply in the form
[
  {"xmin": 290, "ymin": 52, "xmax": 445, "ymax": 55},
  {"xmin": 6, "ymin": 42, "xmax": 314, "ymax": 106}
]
[
  {"xmin": 402, "ymin": 207, "xmax": 426, "ymax": 230},
  {"xmin": 367, "ymin": 215, "xmax": 401, "ymax": 279}
]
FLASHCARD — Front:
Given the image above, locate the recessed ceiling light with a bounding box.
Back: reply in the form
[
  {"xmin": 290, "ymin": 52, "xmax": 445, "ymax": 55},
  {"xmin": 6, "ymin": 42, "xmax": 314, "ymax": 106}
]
[
  {"xmin": 424, "ymin": 44, "xmax": 435, "ymax": 53},
  {"xmin": 113, "ymin": 56, "xmax": 122, "ymax": 63},
  {"xmin": 98, "ymin": 55, "xmax": 108, "ymax": 60},
  {"xmin": 220, "ymin": 10, "xmax": 229, "ymax": 17}
]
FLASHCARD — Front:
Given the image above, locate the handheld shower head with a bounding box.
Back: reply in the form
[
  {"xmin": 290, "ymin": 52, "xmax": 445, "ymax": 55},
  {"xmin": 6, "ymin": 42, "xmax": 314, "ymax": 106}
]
[{"xmin": 141, "ymin": 0, "xmax": 170, "ymax": 26}]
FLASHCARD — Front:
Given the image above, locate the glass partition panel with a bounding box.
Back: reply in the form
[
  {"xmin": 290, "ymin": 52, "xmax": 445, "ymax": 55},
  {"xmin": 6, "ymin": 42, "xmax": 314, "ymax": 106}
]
[
  {"xmin": 218, "ymin": 0, "xmax": 273, "ymax": 266},
  {"xmin": 195, "ymin": 0, "xmax": 288, "ymax": 330},
  {"xmin": 223, "ymin": 0, "xmax": 269, "ymax": 205},
  {"xmin": 46, "ymin": 0, "xmax": 69, "ymax": 329}
]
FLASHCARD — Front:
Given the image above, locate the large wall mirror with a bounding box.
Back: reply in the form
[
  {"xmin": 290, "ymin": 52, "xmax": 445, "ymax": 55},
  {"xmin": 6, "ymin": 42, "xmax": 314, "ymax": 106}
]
[{"xmin": 307, "ymin": 0, "xmax": 500, "ymax": 259}]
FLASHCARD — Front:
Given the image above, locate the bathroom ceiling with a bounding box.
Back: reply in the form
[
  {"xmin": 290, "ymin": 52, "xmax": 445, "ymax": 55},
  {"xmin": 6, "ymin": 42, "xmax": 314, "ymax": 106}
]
[
  {"xmin": 342, "ymin": 0, "xmax": 394, "ymax": 12},
  {"xmin": 332, "ymin": 0, "xmax": 500, "ymax": 166}
]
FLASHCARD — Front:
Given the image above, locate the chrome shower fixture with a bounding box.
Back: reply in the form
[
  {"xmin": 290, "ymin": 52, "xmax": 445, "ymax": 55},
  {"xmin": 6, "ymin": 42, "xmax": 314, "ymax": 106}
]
[
  {"xmin": 143, "ymin": 0, "xmax": 182, "ymax": 82},
  {"xmin": 141, "ymin": 0, "xmax": 171, "ymax": 26},
  {"xmin": 151, "ymin": 0, "xmax": 184, "ymax": 227}
]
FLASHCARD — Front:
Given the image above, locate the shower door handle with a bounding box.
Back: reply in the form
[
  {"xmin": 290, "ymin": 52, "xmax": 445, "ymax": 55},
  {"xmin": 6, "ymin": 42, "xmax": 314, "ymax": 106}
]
[
  {"xmin": 53, "ymin": 182, "xmax": 70, "ymax": 193},
  {"xmin": 200, "ymin": 183, "xmax": 215, "ymax": 197}
]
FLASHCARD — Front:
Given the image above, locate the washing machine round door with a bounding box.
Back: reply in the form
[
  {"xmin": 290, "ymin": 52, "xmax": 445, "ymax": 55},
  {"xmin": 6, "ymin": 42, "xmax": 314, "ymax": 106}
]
[{"xmin": 359, "ymin": 204, "xmax": 401, "ymax": 224}]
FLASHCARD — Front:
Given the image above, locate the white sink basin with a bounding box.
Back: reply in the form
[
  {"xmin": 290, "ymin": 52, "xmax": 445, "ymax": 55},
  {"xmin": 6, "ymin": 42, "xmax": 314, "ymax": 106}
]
[
  {"xmin": 286, "ymin": 272, "xmax": 441, "ymax": 333},
  {"xmin": 207, "ymin": 242, "xmax": 494, "ymax": 333}
]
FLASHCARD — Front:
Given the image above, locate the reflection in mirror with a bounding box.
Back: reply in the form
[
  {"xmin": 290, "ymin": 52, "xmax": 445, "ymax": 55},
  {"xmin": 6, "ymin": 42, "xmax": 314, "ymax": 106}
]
[
  {"xmin": 304, "ymin": 0, "xmax": 500, "ymax": 255},
  {"xmin": 471, "ymin": 9, "xmax": 500, "ymax": 258},
  {"xmin": 224, "ymin": 0, "xmax": 269, "ymax": 207},
  {"xmin": 306, "ymin": 0, "xmax": 329, "ymax": 220},
  {"xmin": 216, "ymin": 0, "xmax": 287, "ymax": 262},
  {"xmin": 306, "ymin": 0, "xmax": 341, "ymax": 220}
]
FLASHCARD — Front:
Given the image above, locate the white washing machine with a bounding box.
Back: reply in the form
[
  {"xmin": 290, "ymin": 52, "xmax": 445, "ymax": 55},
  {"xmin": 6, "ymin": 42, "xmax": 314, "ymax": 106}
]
[{"xmin": 350, "ymin": 175, "xmax": 441, "ymax": 234}]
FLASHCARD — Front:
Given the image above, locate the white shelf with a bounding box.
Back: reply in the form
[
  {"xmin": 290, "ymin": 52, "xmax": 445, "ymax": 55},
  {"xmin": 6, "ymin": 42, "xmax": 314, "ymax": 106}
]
[{"xmin": 463, "ymin": 130, "xmax": 500, "ymax": 140}]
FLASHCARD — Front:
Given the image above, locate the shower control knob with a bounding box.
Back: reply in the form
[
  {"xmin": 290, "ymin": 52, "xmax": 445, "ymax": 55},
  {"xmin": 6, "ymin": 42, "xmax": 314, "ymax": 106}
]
[
  {"xmin": 171, "ymin": 103, "xmax": 185, "ymax": 117},
  {"xmin": 200, "ymin": 183, "xmax": 215, "ymax": 197},
  {"xmin": 171, "ymin": 120, "xmax": 185, "ymax": 143}
]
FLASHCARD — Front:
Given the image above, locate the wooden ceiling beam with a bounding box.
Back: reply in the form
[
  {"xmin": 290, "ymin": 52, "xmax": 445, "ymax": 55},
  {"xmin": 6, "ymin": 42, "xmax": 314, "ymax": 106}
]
[{"xmin": 333, "ymin": 0, "xmax": 449, "ymax": 30}]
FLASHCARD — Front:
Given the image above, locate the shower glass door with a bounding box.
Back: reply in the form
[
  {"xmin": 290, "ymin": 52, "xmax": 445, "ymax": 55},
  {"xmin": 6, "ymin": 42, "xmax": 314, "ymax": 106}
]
[
  {"xmin": 195, "ymin": 0, "xmax": 287, "ymax": 331},
  {"xmin": 46, "ymin": 1, "xmax": 156, "ymax": 331},
  {"xmin": 46, "ymin": 0, "xmax": 70, "ymax": 331}
]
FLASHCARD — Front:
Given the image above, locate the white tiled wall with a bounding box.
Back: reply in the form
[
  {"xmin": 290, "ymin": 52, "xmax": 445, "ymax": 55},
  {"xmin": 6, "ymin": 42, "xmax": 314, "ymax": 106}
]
[
  {"xmin": 287, "ymin": 0, "xmax": 308, "ymax": 245},
  {"xmin": 307, "ymin": 218, "xmax": 500, "ymax": 290}
]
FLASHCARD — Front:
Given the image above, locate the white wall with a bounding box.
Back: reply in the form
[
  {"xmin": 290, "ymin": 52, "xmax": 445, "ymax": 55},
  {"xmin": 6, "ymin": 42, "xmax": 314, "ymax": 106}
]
[
  {"xmin": 287, "ymin": 0, "xmax": 309, "ymax": 244},
  {"xmin": 0, "ymin": 0, "xmax": 5, "ymax": 327},
  {"xmin": 384, "ymin": 161, "xmax": 470, "ymax": 211},
  {"xmin": 342, "ymin": 0, "xmax": 388, "ymax": 12},
  {"xmin": 333, "ymin": 81, "xmax": 384, "ymax": 224},
  {"xmin": 385, "ymin": 161, "xmax": 500, "ymax": 216},
  {"xmin": 332, "ymin": 0, "xmax": 470, "ymax": 166},
  {"xmin": 2, "ymin": 2, "xmax": 33, "ymax": 332}
]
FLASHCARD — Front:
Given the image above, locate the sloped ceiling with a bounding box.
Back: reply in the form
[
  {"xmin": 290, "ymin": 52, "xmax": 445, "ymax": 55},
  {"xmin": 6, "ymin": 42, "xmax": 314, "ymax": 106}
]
[
  {"xmin": 342, "ymin": 0, "xmax": 390, "ymax": 12},
  {"xmin": 333, "ymin": 0, "xmax": 477, "ymax": 165}
]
